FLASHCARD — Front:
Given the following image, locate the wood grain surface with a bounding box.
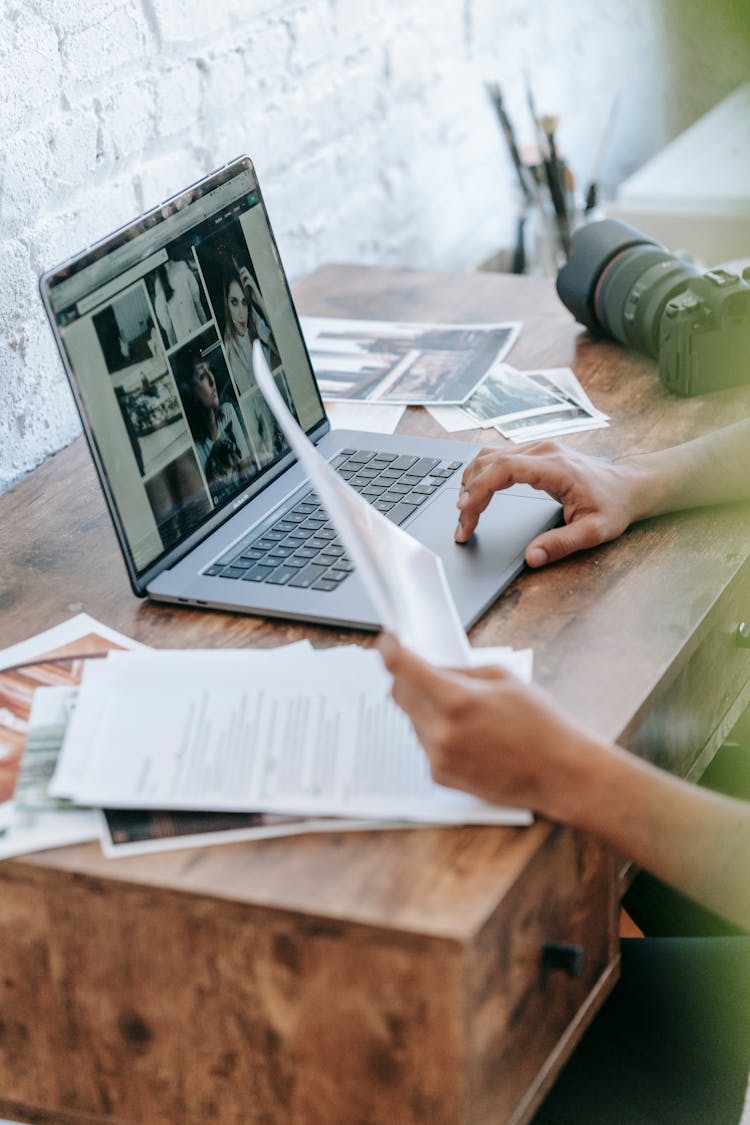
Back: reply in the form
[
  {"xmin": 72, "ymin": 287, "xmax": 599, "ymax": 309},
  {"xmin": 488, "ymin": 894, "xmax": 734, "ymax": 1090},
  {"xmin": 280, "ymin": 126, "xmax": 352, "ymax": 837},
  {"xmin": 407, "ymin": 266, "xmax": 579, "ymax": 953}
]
[{"xmin": 1, "ymin": 266, "xmax": 749, "ymax": 1124}]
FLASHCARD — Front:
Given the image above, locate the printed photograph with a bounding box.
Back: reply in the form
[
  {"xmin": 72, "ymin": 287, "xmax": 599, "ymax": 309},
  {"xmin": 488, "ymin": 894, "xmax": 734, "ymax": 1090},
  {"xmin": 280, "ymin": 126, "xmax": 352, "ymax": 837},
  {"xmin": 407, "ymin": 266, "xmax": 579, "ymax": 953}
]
[
  {"xmin": 0, "ymin": 629, "xmax": 126, "ymax": 852},
  {"xmin": 494, "ymin": 368, "xmax": 608, "ymax": 441},
  {"xmin": 101, "ymin": 808, "xmax": 304, "ymax": 854},
  {"xmin": 498, "ymin": 405, "xmax": 591, "ymax": 438},
  {"xmin": 301, "ymin": 317, "xmax": 520, "ymax": 405},
  {"xmin": 462, "ymin": 363, "xmax": 568, "ymax": 426}
]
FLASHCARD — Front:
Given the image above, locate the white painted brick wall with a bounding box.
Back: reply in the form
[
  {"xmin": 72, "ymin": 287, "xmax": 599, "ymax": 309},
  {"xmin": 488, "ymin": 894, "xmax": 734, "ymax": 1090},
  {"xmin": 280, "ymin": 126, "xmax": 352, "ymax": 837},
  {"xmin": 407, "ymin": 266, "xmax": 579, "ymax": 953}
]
[{"xmin": 1, "ymin": 0, "xmax": 748, "ymax": 491}]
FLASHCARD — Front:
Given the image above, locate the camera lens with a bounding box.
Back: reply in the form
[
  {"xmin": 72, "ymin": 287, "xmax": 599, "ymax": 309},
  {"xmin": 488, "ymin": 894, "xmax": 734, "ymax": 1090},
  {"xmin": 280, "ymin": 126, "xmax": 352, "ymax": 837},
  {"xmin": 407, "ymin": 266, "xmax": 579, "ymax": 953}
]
[
  {"xmin": 596, "ymin": 248, "xmax": 701, "ymax": 357},
  {"xmin": 556, "ymin": 219, "xmax": 701, "ymax": 359}
]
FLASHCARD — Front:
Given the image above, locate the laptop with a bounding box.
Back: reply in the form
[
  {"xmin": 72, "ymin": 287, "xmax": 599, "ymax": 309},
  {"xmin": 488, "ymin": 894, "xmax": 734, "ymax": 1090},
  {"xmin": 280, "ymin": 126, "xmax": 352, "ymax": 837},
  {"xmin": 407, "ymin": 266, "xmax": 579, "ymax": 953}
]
[{"xmin": 40, "ymin": 156, "xmax": 561, "ymax": 632}]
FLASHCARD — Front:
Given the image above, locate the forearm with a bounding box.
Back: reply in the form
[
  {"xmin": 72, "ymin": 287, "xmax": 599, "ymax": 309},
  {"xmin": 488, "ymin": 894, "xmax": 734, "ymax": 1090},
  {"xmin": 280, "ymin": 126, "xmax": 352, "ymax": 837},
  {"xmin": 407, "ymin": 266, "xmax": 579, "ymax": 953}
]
[
  {"xmin": 554, "ymin": 737, "xmax": 750, "ymax": 931},
  {"xmin": 380, "ymin": 635, "xmax": 750, "ymax": 930},
  {"xmin": 617, "ymin": 419, "xmax": 750, "ymax": 522}
]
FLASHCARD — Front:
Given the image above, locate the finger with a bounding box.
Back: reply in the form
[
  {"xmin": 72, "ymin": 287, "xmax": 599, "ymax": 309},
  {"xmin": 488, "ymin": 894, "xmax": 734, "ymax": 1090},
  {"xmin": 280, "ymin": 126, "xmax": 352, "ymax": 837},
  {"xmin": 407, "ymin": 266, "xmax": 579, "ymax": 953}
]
[
  {"xmin": 377, "ymin": 632, "xmax": 443, "ymax": 693},
  {"xmin": 459, "ymin": 449, "xmax": 515, "ymax": 498},
  {"xmin": 460, "ymin": 663, "xmax": 511, "ymax": 683},
  {"xmin": 459, "ymin": 440, "xmax": 566, "ymax": 492},
  {"xmin": 376, "ymin": 631, "xmax": 403, "ymax": 670},
  {"xmin": 455, "ymin": 457, "xmax": 519, "ymax": 542},
  {"xmin": 377, "ymin": 635, "xmax": 466, "ymax": 720},
  {"xmin": 379, "ymin": 637, "xmax": 509, "ymax": 694},
  {"xmin": 455, "ymin": 453, "xmax": 567, "ymax": 542},
  {"xmin": 463, "ymin": 453, "xmax": 570, "ymax": 505},
  {"xmin": 525, "ymin": 513, "xmax": 609, "ymax": 566}
]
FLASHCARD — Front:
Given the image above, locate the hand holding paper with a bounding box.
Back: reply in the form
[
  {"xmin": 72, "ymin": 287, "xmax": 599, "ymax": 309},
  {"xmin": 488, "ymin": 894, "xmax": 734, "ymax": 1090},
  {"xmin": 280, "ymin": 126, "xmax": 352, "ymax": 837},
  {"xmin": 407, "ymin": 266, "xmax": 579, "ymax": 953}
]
[{"xmin": 252, "ymin": 342, "xmax": 471, "ymax": 665}]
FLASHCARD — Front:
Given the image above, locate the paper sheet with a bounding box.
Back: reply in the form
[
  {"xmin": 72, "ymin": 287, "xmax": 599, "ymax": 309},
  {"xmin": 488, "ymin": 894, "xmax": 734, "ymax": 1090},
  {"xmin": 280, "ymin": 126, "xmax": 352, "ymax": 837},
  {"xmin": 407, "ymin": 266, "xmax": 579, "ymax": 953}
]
[
  {"xmin": 324, "ymin": 400, "xmax": 406, "ymax": 435},
  {"xmin": 0, "ymin": 614, "xmax": 145, "ymax": 851},
  {"xmin": 0, "ymin": 685, "xmax": 100, "ymax": 859},
  {"xmin": 253, "ymin": 340, "xmax": 470, "ymax": 666},
  {"xmin": 51, "ymin": 646, "xmax": 533, "ymax": 826},
  {"xmin": 100, "ymin": 814, "xmax": 417, "ymax": 858},
  {"xmin": 300, "ymin": 316, "xmax": 521, "ymax": 405},
  {"xmin": 427, "ymin": 365, "xmax": 609, "ymax": 443},
  {"xmin": 424, "ymin": 404, "xmax": 479, "ymax": 433},
  {"xmin": 49, "ymin": 645, "xmax": 313, "ymax": 800},
  {"xmin": 0, "ymin": 612, "xmax": 148, "ymax": 673}
]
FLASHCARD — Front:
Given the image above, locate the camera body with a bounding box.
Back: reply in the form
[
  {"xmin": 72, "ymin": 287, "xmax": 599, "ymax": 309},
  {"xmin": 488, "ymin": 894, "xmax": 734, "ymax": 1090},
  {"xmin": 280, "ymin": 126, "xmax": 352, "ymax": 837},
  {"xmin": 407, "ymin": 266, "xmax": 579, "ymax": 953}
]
[
  {"xmin": 556, "ymin": 219, "xmax": 750, "ymax": 397},
  {"xmin": 659, "ymin": 268, "xmax": 750, "ymax": 396}
]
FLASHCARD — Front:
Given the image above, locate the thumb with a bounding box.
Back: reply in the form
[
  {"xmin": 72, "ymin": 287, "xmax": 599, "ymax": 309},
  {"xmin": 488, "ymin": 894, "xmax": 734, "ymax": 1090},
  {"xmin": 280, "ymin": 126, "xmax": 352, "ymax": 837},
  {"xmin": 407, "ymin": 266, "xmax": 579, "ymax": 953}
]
[{"xmin": 525, "ymin": 514, "xmax": 607, "ymax": 566}]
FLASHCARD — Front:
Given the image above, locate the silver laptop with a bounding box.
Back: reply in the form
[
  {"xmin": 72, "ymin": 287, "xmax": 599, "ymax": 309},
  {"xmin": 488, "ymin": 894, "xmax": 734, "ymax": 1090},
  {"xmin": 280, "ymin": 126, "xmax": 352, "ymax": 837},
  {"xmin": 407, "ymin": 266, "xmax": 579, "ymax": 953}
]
[{"xmin": 40, "ymin": 156, "xmax": 560, "ymax": 631}]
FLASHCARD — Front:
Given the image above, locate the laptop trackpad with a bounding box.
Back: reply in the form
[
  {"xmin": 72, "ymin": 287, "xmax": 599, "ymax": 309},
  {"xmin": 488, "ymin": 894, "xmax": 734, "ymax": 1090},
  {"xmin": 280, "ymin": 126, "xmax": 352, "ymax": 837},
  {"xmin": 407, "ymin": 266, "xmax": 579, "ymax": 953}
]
[{"xmin": 407, "ymin": 487, "xmax": 560, "ymax": 621}]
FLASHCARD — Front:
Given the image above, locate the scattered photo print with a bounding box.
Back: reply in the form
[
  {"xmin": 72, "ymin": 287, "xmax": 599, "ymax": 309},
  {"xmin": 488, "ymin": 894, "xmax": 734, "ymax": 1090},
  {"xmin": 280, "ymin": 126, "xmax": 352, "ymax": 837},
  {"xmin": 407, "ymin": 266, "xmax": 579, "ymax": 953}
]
[
  {"xmin": 462, "ymin": 364, "xmax": 567, "ymax": 426},
  {"xmin": 302, "ymin": 317, "xmax": 521, "ymax": 405}
]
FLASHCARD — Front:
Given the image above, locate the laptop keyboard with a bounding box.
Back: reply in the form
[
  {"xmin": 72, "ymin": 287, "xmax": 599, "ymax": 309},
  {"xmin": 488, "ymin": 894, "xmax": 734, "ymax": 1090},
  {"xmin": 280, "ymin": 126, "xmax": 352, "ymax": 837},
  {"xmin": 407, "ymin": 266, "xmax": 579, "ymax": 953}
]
[{"xmin": 202, "ymin": 448, "xmax": 464, "ymax": 592}]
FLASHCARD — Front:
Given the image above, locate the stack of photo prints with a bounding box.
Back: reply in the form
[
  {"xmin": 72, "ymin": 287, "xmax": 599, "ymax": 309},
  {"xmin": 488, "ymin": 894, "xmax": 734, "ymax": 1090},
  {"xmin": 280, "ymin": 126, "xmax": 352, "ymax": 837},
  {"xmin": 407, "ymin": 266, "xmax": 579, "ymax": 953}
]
[
  {"xmin": 300, "ymin": 316, "xmax": 608, "ymax": 442},
  {"xmin": 429, "ymin": 363, "xmax": 610, "ymax": 442}
]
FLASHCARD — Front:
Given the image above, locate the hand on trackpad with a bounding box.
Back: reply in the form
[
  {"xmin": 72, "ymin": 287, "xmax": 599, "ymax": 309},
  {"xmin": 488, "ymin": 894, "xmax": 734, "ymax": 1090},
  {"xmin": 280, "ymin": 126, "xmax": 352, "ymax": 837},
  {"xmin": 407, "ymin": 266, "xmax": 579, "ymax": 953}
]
[{"xmin": 407, "ymin": 487, "xmax": 560, "ymax": 571}]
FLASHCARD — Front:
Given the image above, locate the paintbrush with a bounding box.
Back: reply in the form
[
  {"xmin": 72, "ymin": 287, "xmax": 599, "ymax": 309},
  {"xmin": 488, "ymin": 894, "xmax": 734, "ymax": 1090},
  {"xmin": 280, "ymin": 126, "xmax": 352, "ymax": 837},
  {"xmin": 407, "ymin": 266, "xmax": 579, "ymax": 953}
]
[
  {"xmin": 538, "ymin": 112, "xmax": 572, "ymax": 258},
  {"xmin": 584, "ymin": 93, "xmax": 620, "ymax": 215},
  {"xmin": 485, "ymin": 81, "xmax": 533, "ymax": 204}
]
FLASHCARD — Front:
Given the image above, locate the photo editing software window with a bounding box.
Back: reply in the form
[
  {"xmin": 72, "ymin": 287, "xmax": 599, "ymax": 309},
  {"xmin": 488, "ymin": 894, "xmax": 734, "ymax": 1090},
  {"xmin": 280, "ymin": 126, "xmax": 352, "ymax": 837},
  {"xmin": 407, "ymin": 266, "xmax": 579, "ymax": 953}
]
[{"xmin": 48, "ymin": 174, "xmax": 325, "ymax": 574}]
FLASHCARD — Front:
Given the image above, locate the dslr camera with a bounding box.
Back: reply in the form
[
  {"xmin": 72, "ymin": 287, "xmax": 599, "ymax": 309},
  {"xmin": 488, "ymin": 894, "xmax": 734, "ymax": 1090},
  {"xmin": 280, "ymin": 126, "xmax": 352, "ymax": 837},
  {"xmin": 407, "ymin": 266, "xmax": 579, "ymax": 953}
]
[{"xmin": 556, "ymin": 219, "xmax": 750, "ymax": 396}]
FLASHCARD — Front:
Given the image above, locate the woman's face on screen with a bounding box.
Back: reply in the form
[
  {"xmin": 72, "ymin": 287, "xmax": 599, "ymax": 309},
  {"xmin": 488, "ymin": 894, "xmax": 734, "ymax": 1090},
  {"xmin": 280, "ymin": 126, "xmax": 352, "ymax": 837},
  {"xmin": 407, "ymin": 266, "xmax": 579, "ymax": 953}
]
[
  {"xmin": 193, "ymin": 362, "xmax": 219, "ymax": 409},
  {"xmin": 227, "ymin": 280, "xmax": 248, "ymax": 336}
]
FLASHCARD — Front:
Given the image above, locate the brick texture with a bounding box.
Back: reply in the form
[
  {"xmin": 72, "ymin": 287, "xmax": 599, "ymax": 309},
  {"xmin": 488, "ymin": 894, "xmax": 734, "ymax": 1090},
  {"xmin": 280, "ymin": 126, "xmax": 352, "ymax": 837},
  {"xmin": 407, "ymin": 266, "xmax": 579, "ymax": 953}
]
[{"xmin": 1, "ymin": 0, "xmax": 748, "ymax": 490}]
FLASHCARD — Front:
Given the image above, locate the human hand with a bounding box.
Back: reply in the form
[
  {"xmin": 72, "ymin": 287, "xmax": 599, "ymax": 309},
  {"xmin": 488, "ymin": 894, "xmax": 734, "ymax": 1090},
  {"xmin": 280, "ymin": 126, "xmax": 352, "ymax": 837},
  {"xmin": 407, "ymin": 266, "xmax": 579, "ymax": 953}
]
[
  {"xmin": 377, "ymin": 633, "xmax": 597, "ymax": 820},
  {"xmin": 455, "ymin": 440, "xmax": 645, "ymax": 566},
  {"xmin": 238, "ymin": 266, "xmax": 263, "ymax": 306}
]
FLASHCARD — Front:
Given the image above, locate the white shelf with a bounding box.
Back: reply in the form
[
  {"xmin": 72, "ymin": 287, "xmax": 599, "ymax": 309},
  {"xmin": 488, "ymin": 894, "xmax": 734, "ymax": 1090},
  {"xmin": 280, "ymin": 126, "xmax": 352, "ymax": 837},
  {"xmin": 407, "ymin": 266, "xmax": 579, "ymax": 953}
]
[{"xmin": 605, "ymin": 84, "xmax": 750, "ymax": 263}]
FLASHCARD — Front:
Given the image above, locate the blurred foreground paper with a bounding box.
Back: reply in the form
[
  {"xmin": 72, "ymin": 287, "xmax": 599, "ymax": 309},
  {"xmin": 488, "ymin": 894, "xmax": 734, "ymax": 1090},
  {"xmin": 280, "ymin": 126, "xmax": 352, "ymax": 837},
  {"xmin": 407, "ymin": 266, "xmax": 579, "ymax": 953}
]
[{"xmin": 253, "ymin": 342, "xmax": 470, "ymax": 665}]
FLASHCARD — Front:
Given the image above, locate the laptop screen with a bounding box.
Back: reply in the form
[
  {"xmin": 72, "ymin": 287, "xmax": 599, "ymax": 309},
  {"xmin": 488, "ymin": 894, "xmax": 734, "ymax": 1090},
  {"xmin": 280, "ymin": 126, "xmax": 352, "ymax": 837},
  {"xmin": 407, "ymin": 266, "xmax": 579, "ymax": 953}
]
[{"xmin": 44, "ymin": 159, "xmax": 326, "ymax": 577}]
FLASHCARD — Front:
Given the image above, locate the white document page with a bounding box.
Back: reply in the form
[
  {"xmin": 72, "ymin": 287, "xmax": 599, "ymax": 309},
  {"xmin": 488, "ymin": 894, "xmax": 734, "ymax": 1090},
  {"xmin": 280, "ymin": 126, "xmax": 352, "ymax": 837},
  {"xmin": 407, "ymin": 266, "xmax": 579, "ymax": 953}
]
[
  {"xmin": 49, "ymin": 645, "xmax": 313, "ymax": 800},
  {"xmin": 324, "ymin": 401, "xmax": 406, "ymax": 435},
  {"xmin": 425, "ymin": 404, "xmax": 479, "ymax": 433},
  {"xmin": 254, "ymin": 341, "xmax": 470, "ymax": 666},
  {"xmin": 51, "ymin": 647, "xmax": 531, "ymax": 826}
]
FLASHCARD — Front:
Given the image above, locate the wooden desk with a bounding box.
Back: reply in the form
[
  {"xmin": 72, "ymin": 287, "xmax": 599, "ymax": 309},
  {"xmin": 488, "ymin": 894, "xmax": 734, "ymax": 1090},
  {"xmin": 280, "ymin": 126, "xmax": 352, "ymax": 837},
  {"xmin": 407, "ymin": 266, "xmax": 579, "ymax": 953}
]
[{"xmin": 2, "ymin": 266, "xmax": 750, "ymax": 1125}]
